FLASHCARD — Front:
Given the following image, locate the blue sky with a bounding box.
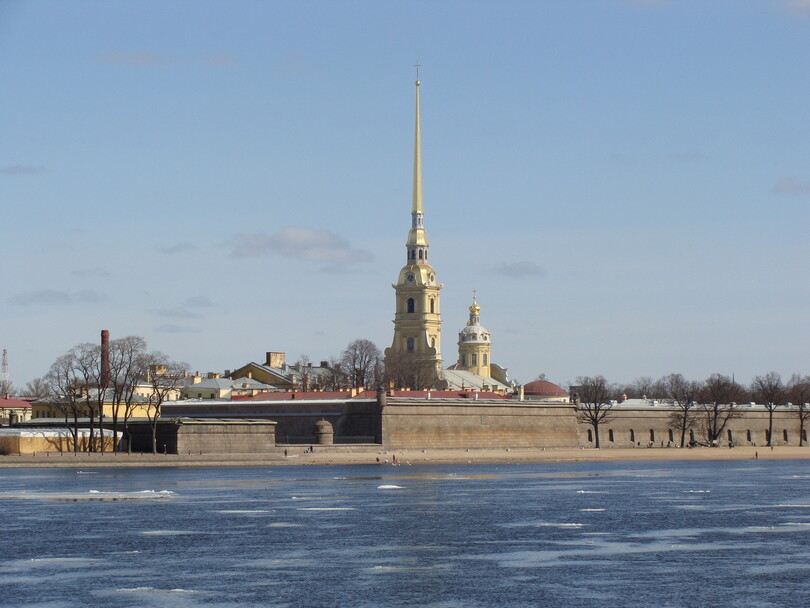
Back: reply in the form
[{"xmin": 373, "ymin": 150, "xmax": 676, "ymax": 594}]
[{"xmin": 1, "ymin": 0, "xmax": 808, "ymax": 389}]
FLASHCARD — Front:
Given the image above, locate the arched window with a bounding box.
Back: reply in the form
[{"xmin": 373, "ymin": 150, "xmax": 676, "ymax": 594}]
[
  {"xmin": 406, "ymin": 338, "xmax": 415, "ymax": 353},
  {"xmin": 472, "ymin": 354, "xmax": 477, "ymax": 365},
  {"xmin": 431, "ymin": 337, "xmax": 436, "ymax": 348},
  {"xmin": 430, "ymin": 299, "xmax": 435, "ymax": 313},
  {"xmin": 407, "ymin": 298, "xmax": 415, "ymax": 313},
  {"xmin": 418, "ymin": 250, "xmax": 423, "ymax": 259}
]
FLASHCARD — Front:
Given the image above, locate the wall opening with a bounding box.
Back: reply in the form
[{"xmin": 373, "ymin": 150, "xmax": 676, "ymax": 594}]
[
  {"xmin": 407, "ymin": 298, "xmax": 415, "ymax": 313},
  {"xmin": 629, "ymin": 429, "xmax": 635, "ymax": 443},
  {"xmin": 406, "ymin": 338, "xmax": 415, "ymax": 353},
  {"xmin": 727, "ymin": 429, "xmax": 733, "ymax": 443},
  {"xmin": 668, "ymin": 429, "xmax": 674, "ymax": 443},
  {"xmin": 783, "ymin": 429, "xmax": 789, "ymax": 442},
  {"xmin": 746, "ymin": 429, "xmax": 752, "ymax": 442},
  {"xmin": 587, "ymin": 429, "xmax": 593, "ymax": 443},
  {"xmin": 649, "ymin": 429, "xmax": 655, "ymax": 443},
  {"xmin": 608, "ymin": 429, "xmax": 614, "ymax": 442}
]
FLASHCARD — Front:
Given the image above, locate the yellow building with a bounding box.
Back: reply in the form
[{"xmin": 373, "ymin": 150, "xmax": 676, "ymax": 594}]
[{"xmin": 384, "ymin": 73, "xmax": 443, "ymax": 385}]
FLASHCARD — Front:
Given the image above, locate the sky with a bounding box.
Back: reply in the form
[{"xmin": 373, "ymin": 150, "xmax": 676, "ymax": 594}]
[{"xmin": 1, "ymin": 0, "xmax": 809, "ymax": 390}]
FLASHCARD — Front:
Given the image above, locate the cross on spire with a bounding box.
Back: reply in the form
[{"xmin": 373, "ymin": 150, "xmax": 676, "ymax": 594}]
[{"xmin": 414, "ymin": 61, "xmax": 421, "ymax": 83}]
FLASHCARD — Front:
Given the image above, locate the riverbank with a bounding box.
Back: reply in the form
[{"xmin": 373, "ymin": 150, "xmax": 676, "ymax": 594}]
[{"xmin": 0, "ymin": 445, "xmax": 807, "ymax": 468}]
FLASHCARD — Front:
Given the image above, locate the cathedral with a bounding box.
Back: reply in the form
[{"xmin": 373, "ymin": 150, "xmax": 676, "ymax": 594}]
[{"xmin": 383, "ymin": 73, "xmax": 513, "ymax": 393}]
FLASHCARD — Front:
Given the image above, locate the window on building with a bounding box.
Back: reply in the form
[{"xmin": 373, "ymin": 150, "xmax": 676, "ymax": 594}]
[
  {"xmin": 765, "ymin": 430, "xmax": 771, "ymax": 443},
  {"xmin": 747, "ymin": 429, "xmax": 752, "ymax": 442},
  {"xmin": 783, "ymin": 429, "xmax": 789, "ymax": 442},
  {"xmin": 690, "ymin": 429, "xmax": 695, "ymax": 443},
  {"xmin": 803, "ymin": 429, "xmax": 808, "ymax": 443},
  {"xmin": 608, "ymin": 429, "xmax": 614, "ymax": 442},
  {"xmin": 407, "ymin": 298, "xmax": 415, "ymax": 313},
  {"xmin": 649, "ymin": 429, "xmax": 655, "ymax": 443},
  {"xmin": 727, "ymin": 429, "xmax": 733, "ymax": 443},
  {"xmin": 630, "ymin": 429, "xmax": 635, "ymax": 443},
  {"xmin": 461, "ymin": 354, "xmax": 467, "ymax": 366},
  {"xmin": 472, "ymin": 354, "xmax": 477, "ymax": 365},
  {"xmin": 418, "ymin": 250, "xmax": 423, "ymax": 259},
  {"xmin": 431, "ymin": 337, "xmax": 436, "ymax": 348},
  {"xmin": 407, "ymin": 338, "xmax": 415, "ymax": 353},
  {"xmin": 430, "ymin": 299, "xmax": 435, "ymax": 313},
  {"xmin": 587, "ymin": 429, "xmax": 593, "ymax": 442},
  {"xmin": 668, "ymin": 429, "xmax": 674, "ymax": 443}
]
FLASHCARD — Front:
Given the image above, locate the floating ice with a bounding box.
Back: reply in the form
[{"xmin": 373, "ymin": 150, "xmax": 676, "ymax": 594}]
[
  {"xmin": 377, "ymin": 485, "xmax": 404, "ymax": 489},
  {"xmin": 0, "ymin": 490, "xmax": 176, "ymax": 502},
  {"xmin": 579, "ymin": 508, "xmax": 606, "ymax": 512},
  {"xmin": 296, "ymin": 507, "xmax": 355, "ymax": 511}
]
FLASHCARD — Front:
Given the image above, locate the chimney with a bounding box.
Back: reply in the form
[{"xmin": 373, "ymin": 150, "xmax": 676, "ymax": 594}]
[
  {"xmin": 266, "ymin": 352, "xmax": 286, "ymax": 368},
  {"xmin": 100, "ymin": 330, "xmax": 110, "ymax": 389}
]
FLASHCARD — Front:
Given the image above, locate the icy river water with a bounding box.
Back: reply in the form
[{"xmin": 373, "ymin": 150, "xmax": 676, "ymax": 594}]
[{"xmin": 0, "ymin": 459, "xmax": 808, "ymax": 608}]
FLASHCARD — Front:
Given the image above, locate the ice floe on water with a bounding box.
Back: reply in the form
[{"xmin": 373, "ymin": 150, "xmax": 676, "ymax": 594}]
[
  {"xmin": 296, "ymin": 507, "xmax": 355, "ymax": 511},
  {"xmin": 267, "ymin": 522, "xmax": 303, "ymax": 528},
  {"xmin": 579, "ymin": 508, "xmax": 606, "ymax": 512},
  {"xmin": 214, "ymin": 509, "xmax": 271, "ymax": 514},
  {"xmin": 683, "ymin": 490, "xmax": 710, "ymax": 493},
  {"xmin": 576, "ymin": 490, "xmax": 606, "ymax": 494},
  {"xmin": 377, "ymin": 484, "xmax": 404, "ymax": 489},
  {"xmin": 140, "ymin": 530, "xmax": 199, "ymax": 536},
  {"xmin": 118, "ymin": 587, "xmax": 197, "ymax": 593},
  {"xmin": 0, "ymin": 489, "xmax": 176, "ymax": 502}
]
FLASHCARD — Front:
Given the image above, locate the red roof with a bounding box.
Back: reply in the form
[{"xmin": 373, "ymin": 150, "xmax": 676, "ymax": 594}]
[
  {"xmin": 236, "ymin": 391, "xmax": 354, "ymax": 401},
  {"xmin": 0, "ymin": 396, "xmax": 32, "ymax": 409},
  {"xmin": 523, "ymin": 380, "xmax": 568, "ymax": 397}
]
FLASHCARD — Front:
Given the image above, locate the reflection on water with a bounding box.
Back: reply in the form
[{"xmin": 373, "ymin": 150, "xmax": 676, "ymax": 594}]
[{"xmin": 0, "ymin": 460, "xmax": 808, "ymax": 607}]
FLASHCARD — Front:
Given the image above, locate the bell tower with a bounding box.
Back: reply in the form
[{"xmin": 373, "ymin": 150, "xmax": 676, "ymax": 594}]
[{"xmin": 384, "ymin": 69, "xmax": 443, "ymax": 387}]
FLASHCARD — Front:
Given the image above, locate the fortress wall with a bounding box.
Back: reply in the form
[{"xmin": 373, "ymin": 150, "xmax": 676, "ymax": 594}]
[
  {"xmin": 381, "ymin": 400, "xmax": 580, "ymax": 449},
  {"xmin": 579, "ymin": 407, "xmax": 807, "ymax": 448},
  {"xmin": 175, "ymin": 423, "xmax": 276, "ymax": 454}
]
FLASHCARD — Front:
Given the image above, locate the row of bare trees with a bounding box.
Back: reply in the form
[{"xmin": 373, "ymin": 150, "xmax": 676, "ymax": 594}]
[
  {"xmin": 574, "ymin": 373, "xmax": 810, "ymax": 448},
  {"xmin": 296, "ymin": 338, "xmax": 436, "ymax": 392},
  {"xmin": 37, "ymin": 336, "xmax": 187, "ymax": 453}
]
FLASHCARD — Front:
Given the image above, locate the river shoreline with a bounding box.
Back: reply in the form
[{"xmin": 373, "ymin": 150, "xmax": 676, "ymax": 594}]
[{"xmin": 1, "ymin": 445, "xmax": 807, "ymax": 468}]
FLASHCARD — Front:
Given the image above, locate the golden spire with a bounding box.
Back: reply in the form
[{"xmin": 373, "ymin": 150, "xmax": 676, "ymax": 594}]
[{"xmin": 412, "ymin": 62, "xmax": 422, "ymax": 215}]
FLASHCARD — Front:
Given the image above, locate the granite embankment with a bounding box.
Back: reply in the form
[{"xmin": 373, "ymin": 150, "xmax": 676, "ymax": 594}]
[{"xmin": 1, "ymin": 445, "xmax": 807, "ymax": 468}]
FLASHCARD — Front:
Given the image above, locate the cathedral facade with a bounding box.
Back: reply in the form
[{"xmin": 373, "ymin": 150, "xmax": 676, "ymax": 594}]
[{"xmin": 384, "ymin": 75, "xmax": 512, "ymax": 393}]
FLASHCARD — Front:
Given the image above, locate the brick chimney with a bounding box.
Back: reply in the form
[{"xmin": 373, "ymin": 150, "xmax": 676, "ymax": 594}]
[{"xmin": 100, "ymin": 329, "xmax": 110, "ymax": 389}]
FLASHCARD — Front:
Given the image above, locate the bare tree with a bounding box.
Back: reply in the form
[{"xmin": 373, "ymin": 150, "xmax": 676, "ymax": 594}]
[
  {"xmin": 786, "ymin": 374, "xmax": 810, "ymax": 446},
  {"xmin": 666, "ymin": 374, "xmax": 703, "ymax": 447},
  {"xmin": 574, "ymin": 375, "xmax": 614, "ymax": 448},
  {"xmin": 44, "ymin": 353, "xmax": 83, "ymax": 452},
  {"xmin": 341, "ymin": 339, "xmax": 383, "ymax": 389},
  {"xmin": 385, "ymin": 354, "xmax": 435, "ymax": 391},
  {"xmin": 0, "ymin": 378, "xmax": 15, "ymax": 398},
  {"xmin": 23, "ymin": 377, "xmax": 51, "ymax": 400},
  {"xmin": 144, "ymin": 353, "xmax": 189, "ymax": 454},
  {"xmin": 108, "ymin": 336, "xmax": 148, "ymax": 452},
  {"xmin": 697, "ymin": 374, "xmax": 746, "ymax": 445},
  {"xmin": 751, "ymin": 372, "xmax": 785, "ymax": 447}
]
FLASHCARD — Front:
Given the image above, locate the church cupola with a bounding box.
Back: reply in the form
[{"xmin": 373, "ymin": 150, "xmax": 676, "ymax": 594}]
[{"xmin": 457, "ymin": 293, "xmax": 492, "ymax": 378}]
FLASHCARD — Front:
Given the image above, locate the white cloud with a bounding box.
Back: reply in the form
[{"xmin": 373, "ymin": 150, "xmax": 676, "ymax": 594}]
[
  {"xmin": 8, "ymin": 289, "xmax": 106, "ymax": 305},
  {"xmin": 183, "ymin": 296, "xmax": 214, "ymax": 308},
  {"xmin": 153, "ymin": 324, "xmax": 198, "ymax": 334},
  {"xmin": 494, "ymin": 261, "xmax": 547, "ymax": 278},
  {"xmin": 229, "ymin": 226, "xmax": 372, "ymax": 265},
  {"xmin": 160, "ymin": 243, "xmax": 198, "ymax": 255},
  {"xmin": 0, "ymin": 165, "xmax": 45, "ymax": 176},
  {"xmin": 772, "ymin": 177, "xmax": 810, "ymax": 195}
]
